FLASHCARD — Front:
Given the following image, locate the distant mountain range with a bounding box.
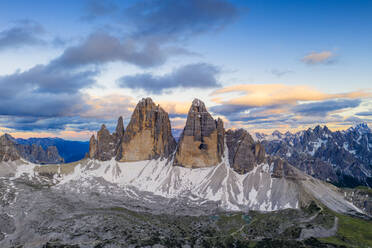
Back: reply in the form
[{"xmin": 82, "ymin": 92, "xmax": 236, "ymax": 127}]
[
  {"xmin": 15, "ymin": 137, "xmax": 89, "ymax": 163},
  {"xmin": 254, "ymin": 123, "xmax": 372, "ymax": 188}
]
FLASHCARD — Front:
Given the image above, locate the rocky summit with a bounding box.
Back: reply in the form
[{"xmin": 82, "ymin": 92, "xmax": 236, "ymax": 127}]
[
  {"xmin": 120, "ymin": 98, "xmax": 176, "ymax": 162},
  {"xmin": 174, "ymin": 99, "xmax": 225, "ymax": 168},
  {"xmin": 88, "ymin": 117, "xmax": 125, "ymax": 161},
  {"xmin": 226, "ymin": 129, "xmax": 266, "ymax": 174}
]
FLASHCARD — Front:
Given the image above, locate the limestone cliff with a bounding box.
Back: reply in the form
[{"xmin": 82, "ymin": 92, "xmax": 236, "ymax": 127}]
[
  {"xmin": 0, "ymin": 134, "xmax": 64, "ymax": 163},
  {"xmin": 173, "ymin": 99, "xmax": 224, "ymax": 168},
  {"xmin": 88, "ymin": 116, "xmax": 126, "ymax": 161},
  {"xmin": 0, "ymin": 134, "xmax": 20, "ymax": 161},
  {"xmin": 119, "ymin": 98, "xmax": 176, "ymax": 162},
  {"xmin": 225, "ymin": 129, "xmax": 266, "ymax": 174}
]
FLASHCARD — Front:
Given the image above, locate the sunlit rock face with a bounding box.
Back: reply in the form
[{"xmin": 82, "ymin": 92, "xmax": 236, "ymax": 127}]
[
  {"xmin": 174, "ymin": 99, "xmax": 224, "ymax": 168},
  {"xmin": 120, "ymin": 98, "xmax": 176, "ymax": 162},
  {"xmin": 226, "ymin": 129, "xmax": 266, "ymax": 174}
]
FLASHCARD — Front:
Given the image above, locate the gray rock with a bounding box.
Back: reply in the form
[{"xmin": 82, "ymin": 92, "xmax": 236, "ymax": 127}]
[
  {"xmin": 225, "ymin": 129, "xmax": 266, "ymax": 174},
  {"xmin": 256, "ymin": 123, "xmax": 372, "ymax": 187},
  {"xmin": 0, "ymin": 134, "xmax": 20, "ymax": 162},
  {"xmin": 0, "ymin": 134, "xmax": 63, "ymax": 164},
  {"xmin": 96, "ymin": 124, "xmax": 116, "ymax": 161}
]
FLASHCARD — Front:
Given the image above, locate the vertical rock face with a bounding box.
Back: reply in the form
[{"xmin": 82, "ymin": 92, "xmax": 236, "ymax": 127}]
[
  {"xmin": 112, "ymin": 117, "xmax": 124, "ymax": 160},
  {"xmin": 88, "ymin": 135, "xmax": 98, "ymax": 159},
  {"xmin": 120, "ymin": 98, "xmax": 176, "ymax": 162},
  {"xmin": 174, "ymin": 99, "xmax": 224, "ymax": 168},
  {"xmin": 0, "ymin": 134, "xmax": 64, "ymax": 163},
  {"xmin": 226, "ymin": 129, "xmax": 266, "ymax": 174},
  {"xmin": 46, "ymin": 146, "xmax": 64, "ymax": 164},
  {"xmin": 0, "ymin": 134, "xmax": 20, "ymax": 162},
  {"xmin": 89, "ymin": 124, "xmax": 116, "ymax": 161}
]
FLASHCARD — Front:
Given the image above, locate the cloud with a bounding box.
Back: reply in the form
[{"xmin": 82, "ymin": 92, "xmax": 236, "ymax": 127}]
[
  {"xmin": 0, "ymin": 94, "xmax": 136, "ymax": 133},
  {"xmin": 270, "ymin": 69, "xmax": 293, "ymax": 77},
  {"xmin": 355, "ymin": 111, "xmax": 372, "ymax": 117},
  {"xmin": 0, "ymin": 20, "xmax": 46, "ymax": 51},
  {"xmin": 82, "ymin": 94, "xmax": 135, "ymax": 120},
  {"xmin": 292, "ymin": 99, "xmax": 362, "ymax": 116},
  {"xmin": 81, "ymin": 0, "xmax": 118, "ymax": 21},
  {"xmin": 209, "ymin": 83, "xmax": 371, "ymax": 131},
  {"xmin": 53, "ymin": 32, "xmax": 193, "ymax": 69},
  {"xmin": 123, "ymin": 0, "xmax": 238, "ymax": 40},
  {"xmin": 211, "ymin": 84, "xmax": 371, "ymax": 107},
  {"xmin": 210, "ymin": 104, "xmax": 251, "ymax": 116},
  {"xmin": 301, "ymin": 51, "xmax": 336, "ymax": 65},
  {"xmin": 157, "ymin": 100, "xmax": 191, "ymax": 116},
  {"xmin": 118, "ymin": 63, "xmax": 221, "ymax": 94},
  {"xmin": 0, "ymin": 62, "xmax": 98, "ymax": 118}
]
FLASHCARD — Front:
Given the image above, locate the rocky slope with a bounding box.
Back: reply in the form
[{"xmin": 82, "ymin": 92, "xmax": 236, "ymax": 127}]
[
  {"xmin": 255, "ymin": 123, "xmax": 372, "ymax": 188},
  {"xmin": 0, "ymin": 134, "xmax": 63, "ymax": 164}
]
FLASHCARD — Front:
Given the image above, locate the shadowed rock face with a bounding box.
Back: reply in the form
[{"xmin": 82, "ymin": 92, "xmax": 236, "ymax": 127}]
[
  {"xmin": 174, "ymin": 99, "xmax": 224, "ymax": 168},
  {"xmin": 113, "ymin": 116, "xmax": 125, "ymax": 160},
  {"xmin": 0, "ymin": 134, "xmax": 20, "ymax": 162},
  {"xmin": 92, "ymin": 124, "xmax": 116, "ymax": 161},
  {"xmin": 120, "ymin": 98, "xmax": 176, "ymax": 162},
  {"xmin": 89, "ymin": 117, "xmax": 125, "ymax": 161},
  {"xmin": 0, "ymin": 134, "xmax": 64, "ymax": 163},
  {"xmin": 257, "ymin": 123, "xmax": 372, "ymax": 187},
  {"xmin": 18, "ymin": 144, "xmax": 64, "ymax": 164},
  {"xmin": 226, "ymin": 129, "xmax": 266, "ymax": 174}
]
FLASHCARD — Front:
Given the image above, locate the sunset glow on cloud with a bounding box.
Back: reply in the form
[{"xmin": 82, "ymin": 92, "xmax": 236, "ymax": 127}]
[{"xmin": 0, "ymin": 0, "xmax": 371, "ymax": 140}]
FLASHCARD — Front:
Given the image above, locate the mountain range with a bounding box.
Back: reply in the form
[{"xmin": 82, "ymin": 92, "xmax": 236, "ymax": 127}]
[
  {"xmin": 15, "ymin": 137, "xmax": 89, "ymax": 163},
  {"xmin": 254, "ymin": 123, "xmax": 372, "ymax": 188},
  {"xmin": 0, "ymin": 97, "xmax": 371, "ymax": 247}
]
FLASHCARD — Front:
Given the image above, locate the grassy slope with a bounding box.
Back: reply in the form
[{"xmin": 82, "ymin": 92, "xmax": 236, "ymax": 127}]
[{"xmin": 320, "ymin": 212, "xmax": 372, "ymax": 248}]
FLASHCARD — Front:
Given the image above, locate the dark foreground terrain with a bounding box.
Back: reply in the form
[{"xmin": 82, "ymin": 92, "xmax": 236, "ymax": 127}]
[{"xmin": 0, "ymin": 175, "xmax": 371, "ymax": 248}]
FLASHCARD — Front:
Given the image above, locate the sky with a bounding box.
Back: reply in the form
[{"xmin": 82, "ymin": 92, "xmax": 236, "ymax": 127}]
[{"xmin": 0, "ymin": 0, "xmax": 371, "ymax": 140}]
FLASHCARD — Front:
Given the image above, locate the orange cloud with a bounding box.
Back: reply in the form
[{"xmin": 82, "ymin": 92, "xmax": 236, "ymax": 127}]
[
  {"xmin": 82, "ymin": 94, "xmax": 135, "ymax": 120},
  {"xmin": 302, "ymin": 51, "xmax": 335, "ymax": 64},
  {"xmin": 157, "ymin": 100, "xmax": 190, "ymax": 115},
  {"xmin": 3, "ymin": 130, "xmax": 93, "ymax": 141},
  {"xmin": 211, "ymin": 84, "xmax": 371, "ymax": 107}
]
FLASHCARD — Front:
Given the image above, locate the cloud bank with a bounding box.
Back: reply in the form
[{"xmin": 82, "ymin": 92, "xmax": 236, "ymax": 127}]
[{"xmin": 118, "ymin": 63, "xmax": 221, "ymax": 94}]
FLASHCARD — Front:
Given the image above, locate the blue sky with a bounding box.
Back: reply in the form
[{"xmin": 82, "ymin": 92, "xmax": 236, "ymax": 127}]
[{"xmin": 0, "ymin": 0, "xmax": 371, "ymax": 140}]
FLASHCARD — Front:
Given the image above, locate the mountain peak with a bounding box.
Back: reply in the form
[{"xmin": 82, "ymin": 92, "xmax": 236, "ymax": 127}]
[
  {"xmin": 115, "ymin": 116, "xmax": 124, "ymax": 137},
  {"xmin": 349, "ymin": 122, "xmax": 371, "ymax": 134},
  {"xmin": 174, "ymin": 99, "xmax": 224, "ymax": 168},
  {"xmin": 190, "ymin": 98, "xmax": 207, "ymax": 113},
  {"xmin": 120, "ymin": 98, "xmax": 176, "ymax": 162}
]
